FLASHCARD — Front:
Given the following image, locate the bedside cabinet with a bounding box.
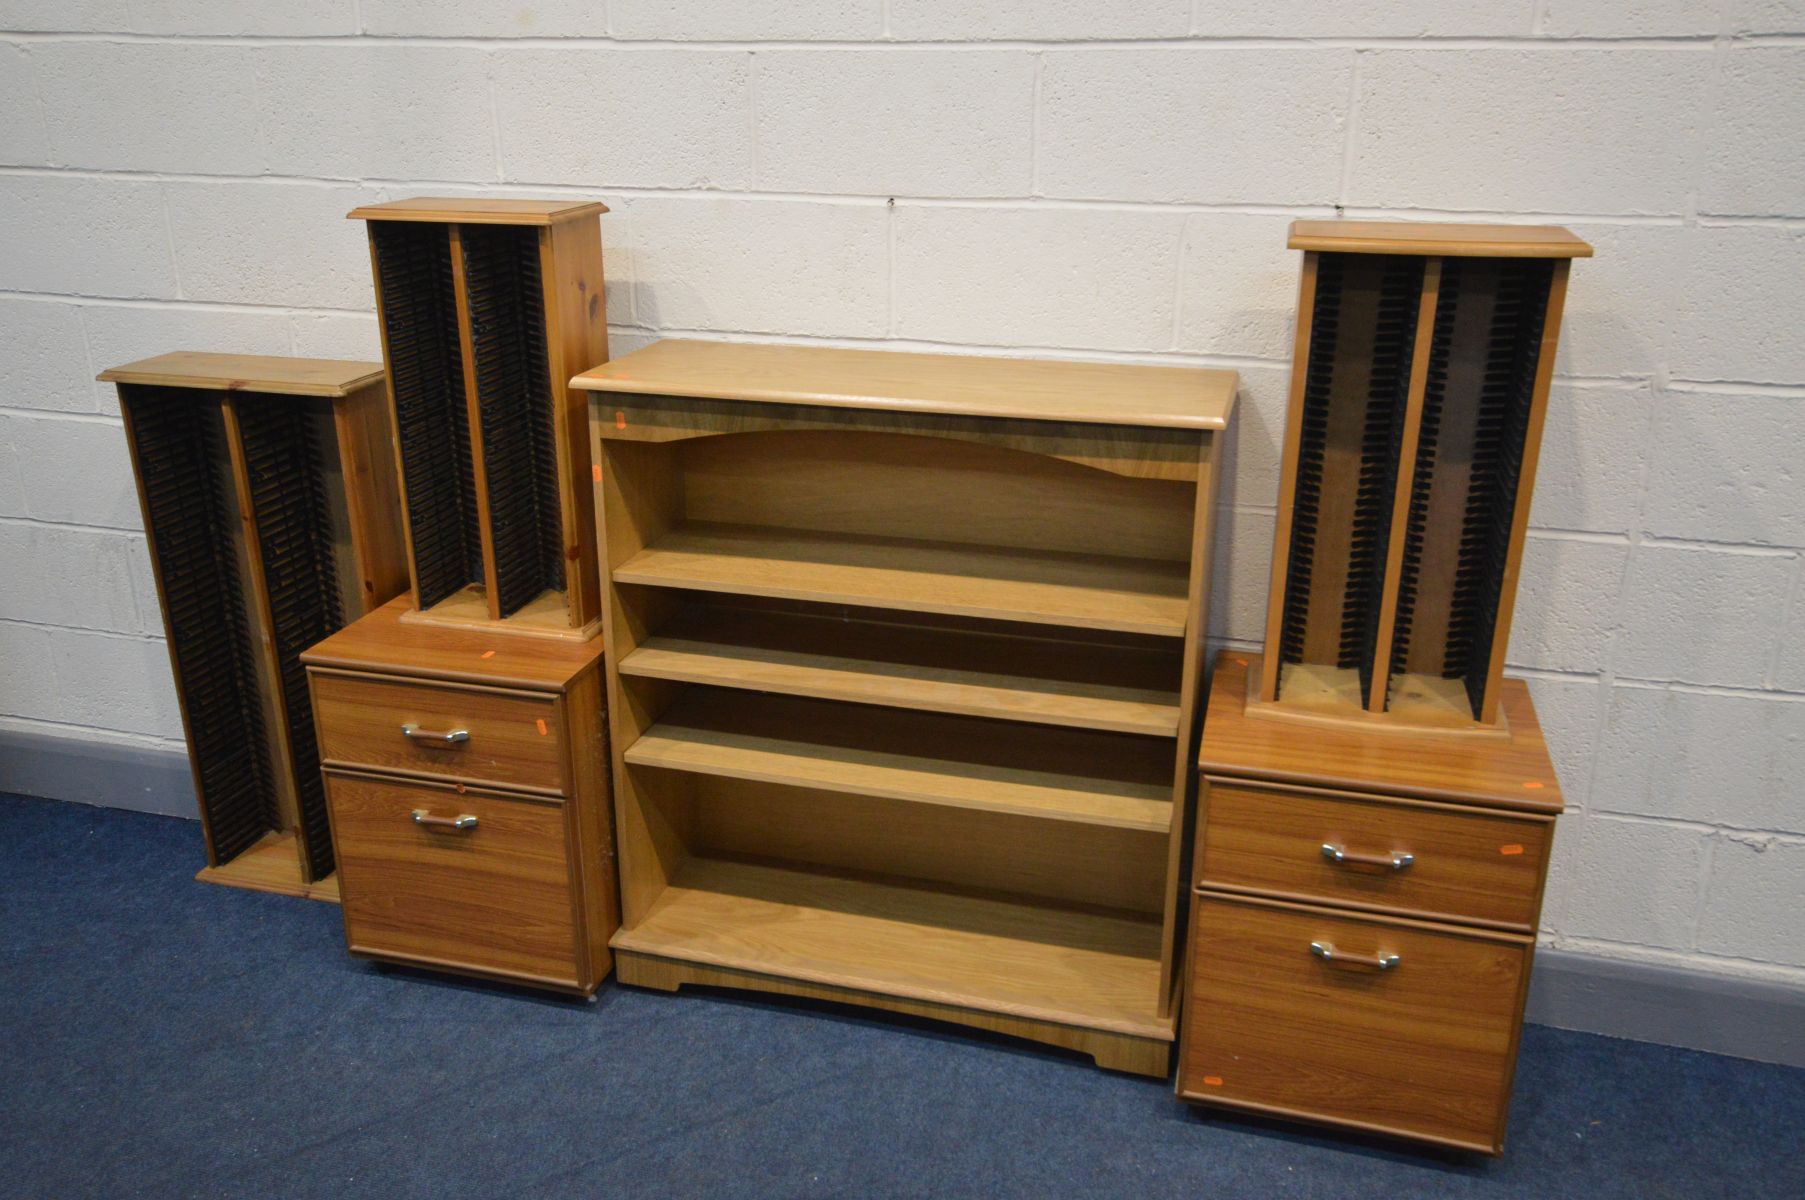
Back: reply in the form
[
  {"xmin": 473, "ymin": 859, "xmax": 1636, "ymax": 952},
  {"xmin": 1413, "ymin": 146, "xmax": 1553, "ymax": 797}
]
[
  {"xmin": 1177, "ymin": 652, "xmax": 1562, "ymax": 1154},
  {"xmin": 301, "ymin": 597, "xmax": 616, "ymax": 994}
]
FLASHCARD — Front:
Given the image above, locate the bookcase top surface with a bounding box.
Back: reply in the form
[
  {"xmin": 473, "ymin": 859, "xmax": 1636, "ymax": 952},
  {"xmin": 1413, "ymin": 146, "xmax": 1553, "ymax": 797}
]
[
  {"xmin": 1289, "ymin": 220, "xmax": 1594, "ymax": 259},
  {"xmin": 98, "ymin": 352, "xmax": 385, "ymax": 397},
  {"xmin": 1200, "ymin": 653, "xmax": 1564, "ymax": 813},
  {"xmin": 572, "ymin": 339, "xmax": 1238, "ymax": 431},
  {"xmin": 348, "ymin": 196, "xmax": 610, "ymax": 225}
]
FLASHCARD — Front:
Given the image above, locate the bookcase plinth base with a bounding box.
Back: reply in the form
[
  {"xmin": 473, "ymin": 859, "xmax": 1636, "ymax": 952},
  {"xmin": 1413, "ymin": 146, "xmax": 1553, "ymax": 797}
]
[{"xmin": 615, "ymin": 949, "xmax": 1174, "ymax": 1077}]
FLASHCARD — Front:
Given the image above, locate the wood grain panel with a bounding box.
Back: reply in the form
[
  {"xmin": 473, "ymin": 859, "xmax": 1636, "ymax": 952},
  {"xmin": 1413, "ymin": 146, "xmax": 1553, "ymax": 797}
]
[
  {"xmin": 1203, "ymin": 654, "xmax": 1562, "ymax": 812},
  {"xmin": 327, "ymin": 771, "xmax": 579, "ymax": 986},
  {"xmin": 573, "ymin": 337, "xmax": 1236, "ymax": 431},
  {"xmin": 677, "ymin": 429, "xmax": 1195, "ymax": 561},
  {"xmin": 1288, "ymin": 221, "xmax": 1593, "ymax": 259},
  {"xmin": 618, "ymin": 951, "xmax": 1171, "ymax": 1076},
  {"xmin": 614, "ymin": 522, "xmax": 1191, "ymax": 638},
  {"xmin": 626, "ymin": 689, "xmax": 1173, "ymax": 831},
  {"xmin": 621, "ymin": 604, "xmax": 1182, "ymax": 736},
  {"xmin": 350, "ymin": 197, "xmax": 609, "ymax": 226},
  {"xmin": 1180, "ymin": 893, "xmax": 1531, "ymax": 1154},
  {"xmin": 611, "ymin": 855, "xmax": 1171, "ymax": 1039},
  {"xmin": 312, "ymin": 669, "xmax": 564, "ymax": 793},
  {"xmin": 1197, "ymin": 779, "xmax": 1552, "ymax": 930},
  {"xmin": 98, "ymin": 352, "xmax": 385, "ymax": 396},
  {"xmin": 302, "ymin": 594, "xmax": 606, "ymax": 691},
  {"xmin": 691, "ymin": 776, "xmax": 1169, "ymax": 915}
]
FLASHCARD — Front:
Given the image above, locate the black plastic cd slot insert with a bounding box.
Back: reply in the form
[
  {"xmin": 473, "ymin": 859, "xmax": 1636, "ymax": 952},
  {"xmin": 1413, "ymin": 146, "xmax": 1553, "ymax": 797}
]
[
  {"xmin": 372, "ymin": 221, "xmax": 482, "ymax": 608},
  {"xmin": 124, "ymin": 388, "xmax": 275, "ymax": 864}
]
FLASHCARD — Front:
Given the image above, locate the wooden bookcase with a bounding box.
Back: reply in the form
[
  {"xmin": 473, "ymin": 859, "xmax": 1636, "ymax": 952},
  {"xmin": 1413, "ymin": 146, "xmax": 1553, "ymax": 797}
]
[
  {"xmin": 350, "ymin": 197, "xmax": 611, "ymax": 640},
  {"xmin": 1256, "ymin": 221, "xmax": 1593, "ymax": 731},
  {"xmin": 577, "ymin": 339, "xmax": 1237, "ymax": 1074},
  {"xmin": 103, "ymin": 352, "xmax": 408, "ymax": 899}
]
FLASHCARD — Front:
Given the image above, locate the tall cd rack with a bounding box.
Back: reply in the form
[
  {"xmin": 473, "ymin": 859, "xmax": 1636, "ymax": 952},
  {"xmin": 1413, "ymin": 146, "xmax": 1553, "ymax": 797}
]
[
  {"xmin": 350, "ymin": 198, "xmax": 611, "ymax": 640},
  {"xmin": 1255, "ymin": 222, "xmax": 1593, "ymax": 732},
  {"xmin": 104, "ymin": 353, "xmax": 408, "ymax": 899}
]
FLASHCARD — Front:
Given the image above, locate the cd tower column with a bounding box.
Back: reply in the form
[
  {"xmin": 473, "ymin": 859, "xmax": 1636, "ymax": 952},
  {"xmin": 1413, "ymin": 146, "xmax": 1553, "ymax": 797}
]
[
  {"xmin": 350, "ymin": 198, "xmax": 611, "ymax": 640},
  {"xmin": 104, "ymin": 352, "xmax": 409, "ymax": 900}
]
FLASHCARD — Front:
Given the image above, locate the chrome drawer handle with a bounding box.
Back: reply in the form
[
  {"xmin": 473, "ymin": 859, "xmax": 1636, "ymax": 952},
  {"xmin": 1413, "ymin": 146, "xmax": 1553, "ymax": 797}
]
[
  {"xmin": 412, "ymin": 809, "xmax": 478, "ymax": 831},
  {"xmin": 1322, "ymin": 842, "xmax": 1414, "ymax": 871},
  {"xmin": 1311, "ymin": 940, "xmax": 1400, "ymax": 971},
  {"xmin": 402, "ymin": 723, "xmax": 469, "ymax": 746}
]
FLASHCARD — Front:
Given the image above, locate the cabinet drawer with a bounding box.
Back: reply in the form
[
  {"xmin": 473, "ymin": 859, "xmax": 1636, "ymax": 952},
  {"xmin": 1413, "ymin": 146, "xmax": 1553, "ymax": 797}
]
[
  {"xmin": 326, "ymin": 771, "xmax": 583, "ymax": 988},
  {"xmin": 1198, "ymin": 779, "xmax": 1551, "ymax": 930},
  {"xmin": 312, "ymin": 670, "xmax": 565, "ymax": 792},
  {"xmin": 1179, "ymin": 893, "xmax": 1530, "ymax": 1154}
]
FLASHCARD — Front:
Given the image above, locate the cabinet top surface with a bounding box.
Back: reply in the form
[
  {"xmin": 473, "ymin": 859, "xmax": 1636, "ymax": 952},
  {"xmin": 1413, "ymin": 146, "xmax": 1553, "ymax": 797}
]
[
  {"xmin": 347, "ymin": 196, "xmax": 610, "ymax": 225},
  {"xmin": 302, "ymin": 597, "xmax": 603, "ymax": 691},
  {"xmin": 98, "ymin": 352, "xmax": 385, "ymax": 397},
  {"xmin": 571, "ymin": 338, "xmax": 1238, "ymax": 431},
  {"xmin": 1200, "ymin": 653, "xmax": 1563, "ymax": 812},
  {"xmin": 1288, "ymin": 219, "xmax": 1594, "ymax": 259}
]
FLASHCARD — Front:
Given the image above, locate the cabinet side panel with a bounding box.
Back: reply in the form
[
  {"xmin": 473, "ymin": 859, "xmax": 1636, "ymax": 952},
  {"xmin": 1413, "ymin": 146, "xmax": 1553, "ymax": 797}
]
[
  {"xmin": 545, "ymin": 218, "xmax": 609, "ymax": 628},
  {"xmin": 333, "ymin": 381, "xmax": 410, "ymax": 614}
]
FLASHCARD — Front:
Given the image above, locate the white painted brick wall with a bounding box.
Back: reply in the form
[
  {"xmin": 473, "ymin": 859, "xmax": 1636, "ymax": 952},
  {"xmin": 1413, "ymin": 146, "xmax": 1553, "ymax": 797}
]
[{"xmin": 1, "ymin": 5, "xmax": 1802, "ymax": 990}]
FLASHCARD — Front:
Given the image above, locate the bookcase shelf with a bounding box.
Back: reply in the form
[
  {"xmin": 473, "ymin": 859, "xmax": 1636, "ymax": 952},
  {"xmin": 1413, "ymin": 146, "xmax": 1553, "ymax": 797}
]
[
  {"xmin": 613, "ymin": 522, "xmax": 1192, "ymax": 637},
  {"xmin": 579, "ymin": 338, "xmax": 1236, "ymax": 1074},
  {"xmin": 613, "ymin": 856, "xmax": 1170, "ymax": 1040},
  {"xmin": 619, "ymin": 603, "xmax": 1183, "ymax": 736},
  {"xmin": 627, "ymin": 689, "xmax": 1174, "ymax": 831}
]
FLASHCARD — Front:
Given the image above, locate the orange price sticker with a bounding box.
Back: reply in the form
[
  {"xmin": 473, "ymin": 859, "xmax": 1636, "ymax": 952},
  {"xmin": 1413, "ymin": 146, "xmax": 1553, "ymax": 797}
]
[
  {"xmin": 1522, "ymin": 781, "xmax": 1545, "ymax": 790},
  {"xmin": 535, "ymin": 718, "xmax": 548, "ymax": 736},
  {"xmin": 615, "ymin": 410, "xmax": 627, "ymax": 430},
  {"xmin": 592, "ymin": 463, "xmax": 602, "ymax": 483},
  {"xmin": 1202, "ymin": 1075, "xmax": 1224, "ymax": 1087},
  {"xmin": 481, "ymin": 650, "xmax": 496, "ymax": 660},
  {"xmin": 1499, "ymin": 843, "xmax": 1525, "ymax": 856}
]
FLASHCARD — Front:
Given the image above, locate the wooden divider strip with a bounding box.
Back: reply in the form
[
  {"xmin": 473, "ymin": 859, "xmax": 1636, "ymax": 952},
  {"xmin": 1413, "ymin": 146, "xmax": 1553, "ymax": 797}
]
[{"xmin": 1365, "ymin": 259, "xmax": 1444, "ymax": 712}]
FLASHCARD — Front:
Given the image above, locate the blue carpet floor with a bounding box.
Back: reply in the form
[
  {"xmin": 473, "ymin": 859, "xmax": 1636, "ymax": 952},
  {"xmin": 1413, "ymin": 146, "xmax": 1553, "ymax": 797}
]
[{"xmin": 2, "ymin": 791, "xmax": 1800, "ymax": 1199}]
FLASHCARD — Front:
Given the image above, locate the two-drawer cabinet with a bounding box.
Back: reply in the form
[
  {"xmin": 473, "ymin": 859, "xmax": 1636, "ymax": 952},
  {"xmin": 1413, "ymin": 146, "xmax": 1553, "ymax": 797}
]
[
  {"xmin": 301, "ymin": 597, "xmax": 617, "ymax": 994},
  {"xmin": 1178, "ymin": 653, "xmax": 1562, "ymax": 1154}
]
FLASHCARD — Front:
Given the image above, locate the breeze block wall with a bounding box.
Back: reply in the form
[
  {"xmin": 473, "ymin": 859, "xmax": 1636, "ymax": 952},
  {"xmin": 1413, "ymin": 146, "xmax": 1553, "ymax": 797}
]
[{"xmin": 1, "ymin": 1, "xmax": 1802, "ymax": 1002}]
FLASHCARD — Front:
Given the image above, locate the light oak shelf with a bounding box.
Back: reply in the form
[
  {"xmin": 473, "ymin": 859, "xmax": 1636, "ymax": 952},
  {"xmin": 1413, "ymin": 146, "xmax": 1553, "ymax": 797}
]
[
  {"xmin": 612, "ymin": 856, "xmax": 1172, "ymax": 1040},
  {"xmin": 619, "ymin": 606, "xmax": 1183, "ymax": 736},
  {"xmin": 613, "ymin": 522, "xmax": 1192, "ymax": 638},
  {"xmin": 626, "ymin": 690, "xmax": 1174, "ymax": 832}
]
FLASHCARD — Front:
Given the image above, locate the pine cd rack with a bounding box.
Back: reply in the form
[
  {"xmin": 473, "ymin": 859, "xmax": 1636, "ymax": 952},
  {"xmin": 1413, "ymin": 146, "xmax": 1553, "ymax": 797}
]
[
  {"xmin": 578, "ymin": 339, "xmax": 1236, "ymax": 1074},
  {"xmin": 351, "ymin": 198, "xmax": 611, "ymax": 640},
  {"xmin": 104, "ymin": 353, "xmax": 408, "ymax": 898},
  {"xmin": 1257, "ymin": 221, "xmax": 1592, "ymax": 732}
]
